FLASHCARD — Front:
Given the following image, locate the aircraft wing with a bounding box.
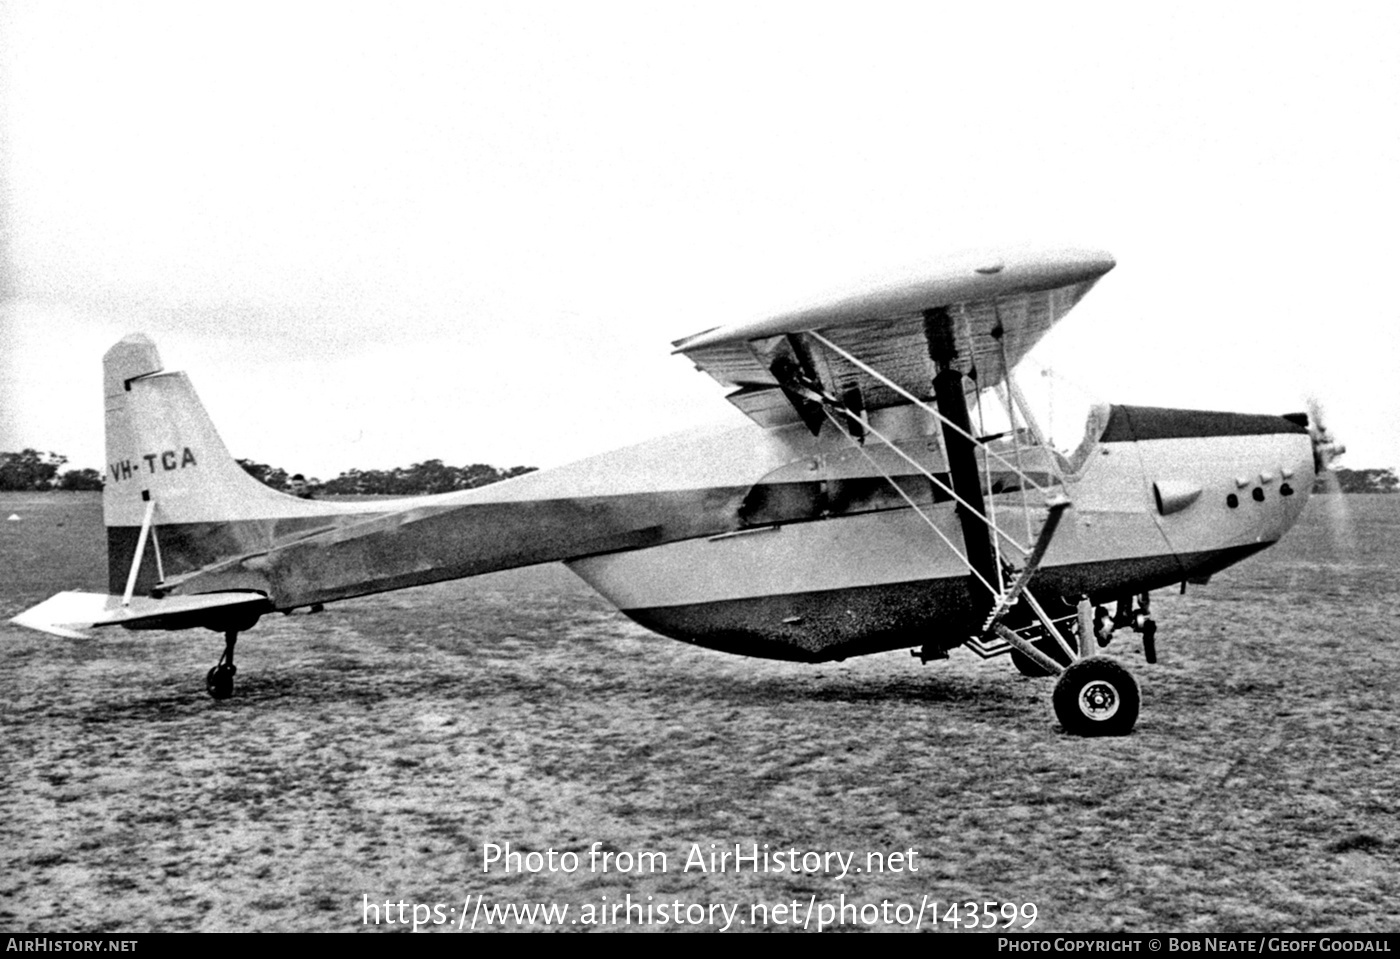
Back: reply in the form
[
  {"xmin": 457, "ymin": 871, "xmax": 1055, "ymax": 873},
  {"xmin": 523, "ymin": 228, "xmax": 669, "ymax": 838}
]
[
  {"xmin": 10, "ymin": 590, "xmax": 272, "ymax": 638},
  {"xmin": 673, "ymin": 247, "xmax": 1114, "ymax": 429}
]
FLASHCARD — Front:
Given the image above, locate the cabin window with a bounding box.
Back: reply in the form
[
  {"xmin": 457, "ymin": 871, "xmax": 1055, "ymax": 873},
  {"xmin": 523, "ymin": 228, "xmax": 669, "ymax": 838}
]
[
  {"xmin": 738, "ymin": 481, "xmax": 825, "ymax": 526},
  {"xmin": 737, "ymin": 474, "xmax": 951, "ymax": 527}
]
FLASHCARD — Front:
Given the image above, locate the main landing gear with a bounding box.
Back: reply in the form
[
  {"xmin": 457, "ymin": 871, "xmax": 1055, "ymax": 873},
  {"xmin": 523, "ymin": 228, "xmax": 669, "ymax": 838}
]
[
  {"xmin": 987, "ymin": 592, "xmax": 1158, "ymax": 737},
  {"xmin": 1009, "ymin": 593, "xmax": 1158, "ymax": 676},
  {"xmin": 1052, "ymin": 656, "xmax": 1140, "ymax": 737},
  {"xmin": 206, "ymin": 630, "xmax": 238, "ymax": 700},
  {"xmin": 1005, "ymin": 596, "xmax": 1077, "ymax": 677}
]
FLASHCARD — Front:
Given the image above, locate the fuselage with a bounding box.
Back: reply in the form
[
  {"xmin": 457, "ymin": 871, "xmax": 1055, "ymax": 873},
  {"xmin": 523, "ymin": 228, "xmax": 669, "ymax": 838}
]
[
  {"xmin": 569, "ymin": 403, "xmax": 1315, "ymax": 660},
  {"xmin": 124, "ymin": 391, "xmax": 1314, "ymax": 662}
]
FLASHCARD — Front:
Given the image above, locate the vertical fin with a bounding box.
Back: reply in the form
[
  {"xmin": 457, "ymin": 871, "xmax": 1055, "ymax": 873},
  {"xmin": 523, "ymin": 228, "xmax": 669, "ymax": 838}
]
[{"xmin": 101, "ymin": 334, "xmax": 332, "ymax": 594}]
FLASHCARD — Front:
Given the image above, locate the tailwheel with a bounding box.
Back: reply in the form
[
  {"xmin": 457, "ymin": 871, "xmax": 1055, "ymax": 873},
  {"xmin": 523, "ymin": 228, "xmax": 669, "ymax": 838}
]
[
  {"xmin": 206, "ymin": 630, "xmax": 238, "ymax": 700},
  {"xmin": 1053, "ymin": 657, "xmax": 1140, "ymax": 736}
]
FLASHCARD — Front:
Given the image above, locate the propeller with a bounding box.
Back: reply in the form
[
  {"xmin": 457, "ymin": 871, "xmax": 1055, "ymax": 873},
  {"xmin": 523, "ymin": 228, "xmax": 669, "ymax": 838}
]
[
  {"xmin": 1305, "ymin": 397, "xmax": 1347, "ymax": 475},
  {"xmin": 1303, "ymin": 397, "xmax": 1353, "ymax": 553}
]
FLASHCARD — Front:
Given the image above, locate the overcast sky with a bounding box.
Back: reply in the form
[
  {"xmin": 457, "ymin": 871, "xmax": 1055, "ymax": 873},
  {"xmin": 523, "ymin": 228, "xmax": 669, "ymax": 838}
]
[{"xmin": 2, "ymin": 2, "xmax": 1397, "ymax": 477}]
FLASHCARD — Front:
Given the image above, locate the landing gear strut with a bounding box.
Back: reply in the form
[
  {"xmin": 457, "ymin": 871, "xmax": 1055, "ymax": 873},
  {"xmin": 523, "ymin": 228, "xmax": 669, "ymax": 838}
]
[
  {"xmin": 1010, "ymin": 631, "xmax": 1072, "ymax": 677},
  {"xmin": 206, "ymin": 630, "xmax": 238, "ymax": 700},
  {"xmin": 1094, "ymin": 593, "xmax": 1158, "ymax": 663}
]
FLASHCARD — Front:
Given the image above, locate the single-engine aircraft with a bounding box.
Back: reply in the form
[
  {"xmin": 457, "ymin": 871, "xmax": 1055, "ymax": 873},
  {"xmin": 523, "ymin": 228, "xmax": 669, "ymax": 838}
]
[{"xmin": 11, "ymin": 248, "xmax": 1344, "ymax": 735}]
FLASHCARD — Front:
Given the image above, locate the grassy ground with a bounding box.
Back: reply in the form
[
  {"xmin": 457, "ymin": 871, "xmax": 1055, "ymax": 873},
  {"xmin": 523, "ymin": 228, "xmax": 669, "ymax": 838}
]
[{"xmin": 1, "ymin": 492, "xmax": 1395, "ymax": 932}]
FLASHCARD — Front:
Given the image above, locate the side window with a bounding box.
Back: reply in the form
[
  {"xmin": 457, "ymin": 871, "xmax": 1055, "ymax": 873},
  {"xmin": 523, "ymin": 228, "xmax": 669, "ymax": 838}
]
[
  {"xmin": 825, "ymin": 475, "xmax": 943, "ymax": 514},
  {"xmin": 738, "ymin": 474, "xmax": 950, "ymax": 526},
  {"xmin": 738, "ymin": 481, "xmax": 826, "ymax": 526}
]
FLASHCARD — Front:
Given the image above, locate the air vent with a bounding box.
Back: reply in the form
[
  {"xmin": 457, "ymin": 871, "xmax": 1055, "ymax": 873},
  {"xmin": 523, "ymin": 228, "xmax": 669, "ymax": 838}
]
[{"xmin": 1153, "ymin": 480, "xmax": 1203, "ymax": 516}]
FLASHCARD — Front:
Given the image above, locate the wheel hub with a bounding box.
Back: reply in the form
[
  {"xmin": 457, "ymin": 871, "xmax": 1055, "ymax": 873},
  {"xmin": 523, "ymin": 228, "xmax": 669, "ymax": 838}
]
[{"xmin": 1079, "ymin": 680, "xmax": 1120, "ymax": 720}]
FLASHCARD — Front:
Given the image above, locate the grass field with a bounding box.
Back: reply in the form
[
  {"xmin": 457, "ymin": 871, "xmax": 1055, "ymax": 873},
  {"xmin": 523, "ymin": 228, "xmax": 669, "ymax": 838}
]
[{"xmin": 1, "ymin": 491, "xmax": 1396, "ymax": 933}]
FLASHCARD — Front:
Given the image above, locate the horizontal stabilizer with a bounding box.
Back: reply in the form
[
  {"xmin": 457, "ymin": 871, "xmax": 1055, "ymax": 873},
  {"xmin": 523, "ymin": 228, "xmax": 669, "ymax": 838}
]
[{"xmin": 10, "ymin": 590, "xmax": 271, "ymax": 638}]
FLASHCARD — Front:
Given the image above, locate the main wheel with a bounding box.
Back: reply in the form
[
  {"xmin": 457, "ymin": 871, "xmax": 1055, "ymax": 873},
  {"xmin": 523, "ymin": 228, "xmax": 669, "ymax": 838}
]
[
  {"xmin": 1053, "ymin": 657, "xmax": 1139, "ymax": 736},
  {"xmin": 206, "ymin": 663, "xmax": 236, "ymax": 700}
]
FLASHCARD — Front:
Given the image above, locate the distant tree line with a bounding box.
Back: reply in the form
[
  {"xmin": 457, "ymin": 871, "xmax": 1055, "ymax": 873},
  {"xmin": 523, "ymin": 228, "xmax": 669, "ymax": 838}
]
[
  {"xmin": 0, "ymin": 450, "xmax": 103, "ymax": 491},
  {"xmin": 235, "ymin": 458, "xmax": 536, "ymax": 496},
  {"xmin": 0, "ymin": 449, "xmax": 535, "ymax": 494}
]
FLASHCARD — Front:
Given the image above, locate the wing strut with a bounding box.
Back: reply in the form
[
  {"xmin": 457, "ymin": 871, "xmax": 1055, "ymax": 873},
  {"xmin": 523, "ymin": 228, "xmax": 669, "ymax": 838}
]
[
  {"xmin": 800, "ymin": 322, "xmax": 1086, "ymax": 666},
  {"xmin": 925, "ymin": 306, "xmax": 1003, "ymax": 609},
  {"xmin": 979, "ymin": 496, "xmax": 1070, "ymax": 634}
]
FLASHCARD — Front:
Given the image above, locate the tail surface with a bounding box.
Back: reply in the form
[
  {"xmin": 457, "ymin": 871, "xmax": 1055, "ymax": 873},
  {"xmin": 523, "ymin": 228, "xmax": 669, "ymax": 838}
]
[
  {"xmin": 12, "ymin": 334, "xmax": 382, "ymax": 637},
  {"xmin": 103, "ymin": 334, "xmax": 326, "ymax": 527},
  {"xmin": 102, "ymin": 334, "xmax": 336, "ymax": 596}
]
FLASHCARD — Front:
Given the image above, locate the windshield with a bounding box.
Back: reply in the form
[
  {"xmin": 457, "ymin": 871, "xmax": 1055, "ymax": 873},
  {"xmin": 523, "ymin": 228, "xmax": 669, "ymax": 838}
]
[
  {"xmin": 965, "ymin": 370, "xmax": 1108, "ymax": 478},
  {"xmin": 1060, "ymin": 402, "xmax": 1112, "ymax": 474}
]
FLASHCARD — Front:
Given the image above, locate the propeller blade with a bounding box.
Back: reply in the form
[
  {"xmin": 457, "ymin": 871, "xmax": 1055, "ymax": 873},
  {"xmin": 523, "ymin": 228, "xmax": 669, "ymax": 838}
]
[
  {"xmin": 1303, "ymin": 397, "xmax": 1353, "ymax": 552},
  {"xmin": 1304, "ymin": 397, "xmax": 1346, "ymax": 474}
]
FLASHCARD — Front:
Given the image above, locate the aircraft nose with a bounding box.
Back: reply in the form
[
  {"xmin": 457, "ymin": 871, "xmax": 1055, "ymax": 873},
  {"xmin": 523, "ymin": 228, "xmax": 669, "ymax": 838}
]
[
  {"xmin": 1267, "ymin": 429, "xmax": 1318, "ymax": 535},
  {"xmin": 1126, "ymin": 406, "xmax": 1317, "ymax": 563}
]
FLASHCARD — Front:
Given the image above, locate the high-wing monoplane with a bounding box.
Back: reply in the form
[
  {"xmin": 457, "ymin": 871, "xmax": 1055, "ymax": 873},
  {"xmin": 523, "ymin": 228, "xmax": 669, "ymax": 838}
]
[{"xmin": 12, "ymin": 248, "xmax": 1341, "ymax": 735}]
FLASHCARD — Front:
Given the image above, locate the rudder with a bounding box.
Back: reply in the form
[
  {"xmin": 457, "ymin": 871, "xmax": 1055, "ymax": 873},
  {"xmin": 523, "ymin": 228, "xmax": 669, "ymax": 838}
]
[{"xmin": 103, "ymin": 333, "xmax": 328, "ymax": 595}]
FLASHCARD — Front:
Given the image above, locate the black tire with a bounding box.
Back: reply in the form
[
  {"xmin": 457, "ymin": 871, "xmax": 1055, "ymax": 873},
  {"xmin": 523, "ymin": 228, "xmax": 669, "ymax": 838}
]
[
  {"xmin": 206, "ymin": 663, "xmax": 236, "ymax": 700},
  {"xmin": 1053, "ymin": 657, "xmax": 1139, "ymax": 736},
  {"xmin": 1010, "ymin": 634, "xmax": 1074, "ymax": 677}
]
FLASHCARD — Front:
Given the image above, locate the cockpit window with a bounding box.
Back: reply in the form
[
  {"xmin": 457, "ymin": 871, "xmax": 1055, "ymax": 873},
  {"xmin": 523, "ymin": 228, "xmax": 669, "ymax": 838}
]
[{"xmin": 1062, "ymin": 403, "xmax": 1112, "ymax": 475}]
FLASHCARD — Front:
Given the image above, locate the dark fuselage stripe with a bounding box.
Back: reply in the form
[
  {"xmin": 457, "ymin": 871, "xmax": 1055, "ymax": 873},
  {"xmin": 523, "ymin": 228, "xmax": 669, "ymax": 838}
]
[{"xmin": 1100, "ymin": 406, "xmax": 1308, "ymax": 443}]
